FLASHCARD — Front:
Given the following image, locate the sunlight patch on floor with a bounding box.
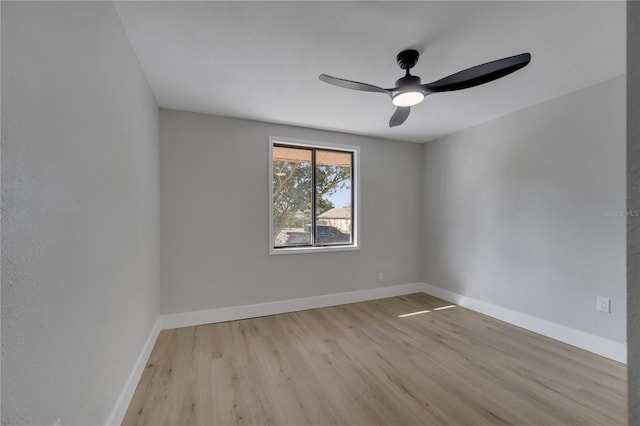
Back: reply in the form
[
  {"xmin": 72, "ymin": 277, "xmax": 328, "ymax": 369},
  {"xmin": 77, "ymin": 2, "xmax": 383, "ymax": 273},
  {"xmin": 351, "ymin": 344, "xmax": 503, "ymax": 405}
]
[
  {"xmin": 433, "ymin": 305, "xmax": 457, "ymax": 311},
  {"xmin": 398, "ymin": 305, "xmax": 457, "ymax": 317}
]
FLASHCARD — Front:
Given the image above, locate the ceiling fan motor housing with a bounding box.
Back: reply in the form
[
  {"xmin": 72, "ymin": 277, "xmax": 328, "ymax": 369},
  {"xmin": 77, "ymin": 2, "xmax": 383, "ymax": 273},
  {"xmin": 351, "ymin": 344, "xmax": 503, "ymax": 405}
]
[{"xmin": 395, "ymin": 74, "xmax": 422, "ymax": 89}]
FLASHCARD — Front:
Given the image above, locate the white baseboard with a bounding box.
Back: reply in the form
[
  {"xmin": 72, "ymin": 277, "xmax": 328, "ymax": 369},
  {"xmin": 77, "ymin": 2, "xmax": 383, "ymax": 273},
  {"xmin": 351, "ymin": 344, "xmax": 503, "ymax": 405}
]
[
  {"xmin": 421, "ymin": 282, "xmax": 627, "ymax": 364},
  {"xmin": 105, "ymin": 317, "xmax": 162, "ymax": 426},
  {"xmin": 160, "ymin": 282, "xmax": 425, "ymax": 330}
]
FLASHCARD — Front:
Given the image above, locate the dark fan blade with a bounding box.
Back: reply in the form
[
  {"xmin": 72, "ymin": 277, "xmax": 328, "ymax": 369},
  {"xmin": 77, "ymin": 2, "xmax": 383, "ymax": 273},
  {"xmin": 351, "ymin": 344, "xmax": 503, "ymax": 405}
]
[
  {"xmin": 389, "ymin": 107, "xmax": 410, "ymax": 128},
  {"xmin": 422, "ymin": 53, "xmax": 531, "ymax": 93},
  {"xmin": 319, "ymin": 74, "xmax": 391, "ymax": 95}
]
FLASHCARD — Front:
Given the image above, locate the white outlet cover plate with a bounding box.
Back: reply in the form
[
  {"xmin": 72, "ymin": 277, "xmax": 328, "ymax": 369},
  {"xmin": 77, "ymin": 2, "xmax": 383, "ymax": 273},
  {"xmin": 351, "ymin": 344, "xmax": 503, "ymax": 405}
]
[{"xmin": 597, "ymin": 296, "xmax": 611, "ymax": 313}]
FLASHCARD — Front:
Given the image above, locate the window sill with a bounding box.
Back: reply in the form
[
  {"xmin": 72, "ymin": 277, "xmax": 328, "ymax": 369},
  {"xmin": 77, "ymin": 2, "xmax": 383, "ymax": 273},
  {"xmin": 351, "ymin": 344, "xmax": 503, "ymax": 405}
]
[{"xmin": 269, "ymin": 244, "xmax": 360, "ymax": 255}]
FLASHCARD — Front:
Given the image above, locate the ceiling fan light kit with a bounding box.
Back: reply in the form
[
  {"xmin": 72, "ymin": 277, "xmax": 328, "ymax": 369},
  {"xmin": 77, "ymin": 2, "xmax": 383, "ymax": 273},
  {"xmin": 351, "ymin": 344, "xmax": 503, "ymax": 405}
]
[
  {"xmin": 319, "ymin": 49, "xmax": 531, "ymax": 128},
  {"xmin": 392, "ymin": 91, "xmax": 424, "ymax": 107}
]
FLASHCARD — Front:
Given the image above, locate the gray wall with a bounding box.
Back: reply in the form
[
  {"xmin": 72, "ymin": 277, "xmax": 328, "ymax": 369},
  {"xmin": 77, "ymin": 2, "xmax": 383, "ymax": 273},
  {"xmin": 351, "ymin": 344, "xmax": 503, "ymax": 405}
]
[
  {"xmin": 422, "ymin": 76, "xmax": 626, "ymax": 343},
  {"xmin": 159, "ymin": 110, "xmax": 422, "ymax": 314},
  {"xmin": 628, "ymin": 0, "xmax": 640, "ymax": 422},
  {"xmin": 1, "ymin": 2, "xmax": 160, "ymax": 425}
]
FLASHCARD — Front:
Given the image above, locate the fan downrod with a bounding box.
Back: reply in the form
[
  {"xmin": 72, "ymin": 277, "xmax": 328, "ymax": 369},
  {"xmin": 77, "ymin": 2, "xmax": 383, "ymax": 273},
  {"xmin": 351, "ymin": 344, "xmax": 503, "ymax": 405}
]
[{"xmin": 396, "ymin": 49, "xmax": 419, "ymax": 70}]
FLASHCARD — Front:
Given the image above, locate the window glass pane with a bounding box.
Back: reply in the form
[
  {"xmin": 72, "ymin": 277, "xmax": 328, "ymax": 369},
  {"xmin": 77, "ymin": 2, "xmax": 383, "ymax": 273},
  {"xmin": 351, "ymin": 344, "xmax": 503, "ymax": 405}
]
[
  {"xmin": 273, "ymin": 146, "xmax": 312, "ymax": 247},
  {"xmin": 315, "ymin": 150, "xmax": 353, "ymax": 245}
]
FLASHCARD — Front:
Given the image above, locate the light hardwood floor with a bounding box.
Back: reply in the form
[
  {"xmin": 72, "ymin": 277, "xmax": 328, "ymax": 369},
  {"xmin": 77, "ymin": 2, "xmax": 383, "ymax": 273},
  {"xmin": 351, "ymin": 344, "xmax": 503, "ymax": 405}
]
[{"xmin": 123, "ymin": 293, "xmax": 626, "ymax": 425}]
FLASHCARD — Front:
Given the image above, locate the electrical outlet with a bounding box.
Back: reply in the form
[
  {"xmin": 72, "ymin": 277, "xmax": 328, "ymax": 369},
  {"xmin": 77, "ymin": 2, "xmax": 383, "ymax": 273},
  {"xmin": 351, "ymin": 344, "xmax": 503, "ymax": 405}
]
[
  {"xmin": 597, "ymin": 296, "xmax": 611, "ymax": 313},
  {"xmin": 377, "ymin": 272, "xmax": 384, "ymax": 282}
]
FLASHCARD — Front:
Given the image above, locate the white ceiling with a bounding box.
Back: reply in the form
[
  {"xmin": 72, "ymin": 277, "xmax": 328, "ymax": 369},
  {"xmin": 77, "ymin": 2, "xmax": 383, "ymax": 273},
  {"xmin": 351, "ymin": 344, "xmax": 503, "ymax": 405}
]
[{"xmin": 113, "ymin": 1, "xmax": 625, "ymax": 143}]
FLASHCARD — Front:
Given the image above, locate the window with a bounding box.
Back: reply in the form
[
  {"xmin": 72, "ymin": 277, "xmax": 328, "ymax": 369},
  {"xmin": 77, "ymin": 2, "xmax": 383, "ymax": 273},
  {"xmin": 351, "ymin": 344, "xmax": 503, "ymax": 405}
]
[{"xmin": 269, "ymin": 137, "xmax": 359, "ymax": 254}]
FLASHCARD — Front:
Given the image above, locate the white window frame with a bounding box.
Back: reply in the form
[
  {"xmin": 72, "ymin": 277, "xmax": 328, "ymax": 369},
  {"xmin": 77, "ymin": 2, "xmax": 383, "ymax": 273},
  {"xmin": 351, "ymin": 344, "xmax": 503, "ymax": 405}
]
[{"xmin": 269, "ymin": 136, "xmax": 360, "ymax": 255}]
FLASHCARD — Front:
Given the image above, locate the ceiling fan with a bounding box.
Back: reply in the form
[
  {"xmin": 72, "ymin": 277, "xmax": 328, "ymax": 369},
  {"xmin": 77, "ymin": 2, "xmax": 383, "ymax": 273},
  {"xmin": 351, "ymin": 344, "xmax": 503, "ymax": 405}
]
[{"xmin": 319, "ymin": 49, "xmax": 531, "ymax": 128}]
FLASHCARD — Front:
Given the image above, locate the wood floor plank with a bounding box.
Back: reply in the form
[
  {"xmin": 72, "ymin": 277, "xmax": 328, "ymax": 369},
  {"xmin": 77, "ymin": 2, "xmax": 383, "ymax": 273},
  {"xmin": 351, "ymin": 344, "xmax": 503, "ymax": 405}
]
[{"xmin": 123, "ymin": 293, "xmax": 627, "ymax": 425}]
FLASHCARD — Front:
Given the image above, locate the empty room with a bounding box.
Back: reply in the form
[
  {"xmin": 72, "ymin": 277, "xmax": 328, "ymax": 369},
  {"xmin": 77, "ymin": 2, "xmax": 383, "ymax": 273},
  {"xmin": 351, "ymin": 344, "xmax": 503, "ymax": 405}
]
[{"xmin": 3, "ymin": 1, "xmax": 639, "ymax": 425}]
